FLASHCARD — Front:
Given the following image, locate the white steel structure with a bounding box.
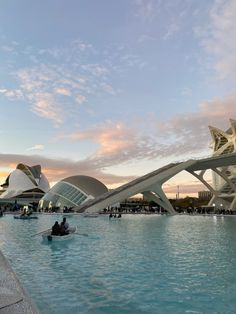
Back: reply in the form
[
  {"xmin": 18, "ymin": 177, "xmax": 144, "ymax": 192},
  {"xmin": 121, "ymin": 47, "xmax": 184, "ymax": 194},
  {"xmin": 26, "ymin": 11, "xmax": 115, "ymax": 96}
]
[
  {"xmin": 208, "ymin": 119, "xmax": 236, "ymax": 210},
  {"xmin": 74, "ymin": 153, "xmax": 236, "ymax": 214}
]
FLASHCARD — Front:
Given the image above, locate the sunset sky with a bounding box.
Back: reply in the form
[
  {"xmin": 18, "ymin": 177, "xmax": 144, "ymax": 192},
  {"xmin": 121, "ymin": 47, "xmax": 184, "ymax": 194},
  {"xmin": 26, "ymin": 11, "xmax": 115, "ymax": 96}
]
[{"xmin": 1, "ymin": 0, "xmax": 236, "ymax": 198}]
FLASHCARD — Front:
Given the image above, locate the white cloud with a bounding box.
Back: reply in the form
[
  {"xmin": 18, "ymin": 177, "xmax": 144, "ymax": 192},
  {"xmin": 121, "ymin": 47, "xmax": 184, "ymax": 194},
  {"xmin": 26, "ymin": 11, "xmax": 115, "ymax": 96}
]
[
  {"xmin": 155, "ymin": 92, "xmax": 236, "ymax": 156},
  {"xmin": 81, "ymin": 64, "xmax": 109, "ymax": 77},
  {"xmin": 134, "ymin": 0, "xmax": 158, "ymax": 21},
  {"xmin": 71, "ymin": 39, "xmax": 94, "ymax": 52},
  {"xmin": 0, "ymin": 40, "xmax": 131, "ymax": 126},
  {"xmin": 137, "ymin": 34, "xmax": 155, "ymax": 43},
  {"xmin": 120, "ymin": 54, "xmax": 147, "ymax": 68},
  {"xmin": 197, "ymin": 0, "xmax": 236, "ymax": 80},
  {"xmin": 55, "ymin": 88, "xmax": 71, "ymax": 96},
  {"xmin": 75, "ymin": 94, "xmax": 86, "ymax": 105},
  {"xmin": 100, "ymin": 83, "xmax": 116, "ymax": 95},
  {"xmin": 1, "ymin": 41, "xmax": 19, "ymax": 53},
  {"xmin": 26, "ymin": 144, "xmax": 44, "ymax": 151},
  {"xmin": 0, "ymin": 88, "xmax": 23, "ymax": 100},
  {"xmin": 163, "ymin": 23, "xmax": 180, "ymax": 40},
  {"xmin": 2, "ymin": 45, "xmax": 15, "ymax": 52},
  {"xmin": 0, "ymin": 39, "xmax": 120, "ymax": 125},
  {"xmin": 30, "ymin": 94, "xmax": 64, "ymax": 126},
  {"xmin": 0, "ymin": 38, "xmax": 151, "ymax": 129}
]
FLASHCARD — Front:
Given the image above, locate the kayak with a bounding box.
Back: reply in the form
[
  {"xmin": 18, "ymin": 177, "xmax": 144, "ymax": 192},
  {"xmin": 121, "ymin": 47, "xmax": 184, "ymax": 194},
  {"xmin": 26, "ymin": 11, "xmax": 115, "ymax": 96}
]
[
  {"xmin": 14, "ymin": 215, "xmax": 38, "ymax": 220},
  {"xmin": 42, "ymin": 227, "xmax": 77, "ymax": 242}
]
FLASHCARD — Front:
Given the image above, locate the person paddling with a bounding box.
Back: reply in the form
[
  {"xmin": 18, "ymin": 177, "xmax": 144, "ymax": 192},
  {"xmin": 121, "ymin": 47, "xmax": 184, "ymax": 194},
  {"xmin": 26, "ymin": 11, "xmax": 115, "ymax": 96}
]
[
  {"xmin": 51, "ymin": 221, "xmax": 61, "ymax": 235},
  {"xmin": 60, "ymin": 217, "xmax": 70, "ymax": 235}
]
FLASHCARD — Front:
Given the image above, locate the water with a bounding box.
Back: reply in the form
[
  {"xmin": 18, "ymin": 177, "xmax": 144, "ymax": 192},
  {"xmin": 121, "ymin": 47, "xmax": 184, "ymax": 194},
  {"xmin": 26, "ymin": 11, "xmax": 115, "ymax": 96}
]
[{"xmin": 0, "ymin": 214, "xmax": 236, "ymax": 314}]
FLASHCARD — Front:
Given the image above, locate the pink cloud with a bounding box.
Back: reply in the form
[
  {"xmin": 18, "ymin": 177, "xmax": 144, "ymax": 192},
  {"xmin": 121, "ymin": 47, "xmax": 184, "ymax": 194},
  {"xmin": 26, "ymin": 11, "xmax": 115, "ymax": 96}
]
[
  {"xmin": 0, "ymin": 153, "xmax": 136, "ymax": 188},
  {"xmin": 63, "ymin": 122, "xmax": 160, "ymax": 165},
  {"xmin": 66, "ymin": 122, "xmax": 132, "ymax": 151},
  {"xmin": 55, "ymin": 88, "xmax": 71, "ymax": 96},
  {"xmin": 62, "ymin": 94, "xmax": 236, "ymax": 166}
]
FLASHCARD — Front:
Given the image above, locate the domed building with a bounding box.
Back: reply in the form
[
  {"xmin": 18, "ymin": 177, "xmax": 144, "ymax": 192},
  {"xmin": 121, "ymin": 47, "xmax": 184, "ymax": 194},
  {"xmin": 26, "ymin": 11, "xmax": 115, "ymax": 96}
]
[
  {"xmin": 0, "ymin": 163, "xmax": 50, "ymax": 206},
  {"xmin": 38, "ymin": 175, "xmax": 108, "ymax": 211}
]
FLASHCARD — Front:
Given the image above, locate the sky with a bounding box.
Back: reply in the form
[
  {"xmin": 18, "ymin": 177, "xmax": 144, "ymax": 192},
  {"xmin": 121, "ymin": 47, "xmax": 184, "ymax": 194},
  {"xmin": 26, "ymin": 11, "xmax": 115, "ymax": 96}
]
[{"xmin": 1, "ymin": 0, "xmax": 236, "ymax": 198}]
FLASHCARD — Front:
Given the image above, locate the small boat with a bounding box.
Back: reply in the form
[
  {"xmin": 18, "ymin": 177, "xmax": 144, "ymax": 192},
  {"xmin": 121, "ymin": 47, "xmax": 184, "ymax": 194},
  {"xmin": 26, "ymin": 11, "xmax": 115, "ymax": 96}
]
[
  {"xmin": 42, "ymin": 227, "xmax": 77, "ymax": 242},
  {"xmin": 14, "ymin": 215, "xmax": 38, "ymax": 220}
]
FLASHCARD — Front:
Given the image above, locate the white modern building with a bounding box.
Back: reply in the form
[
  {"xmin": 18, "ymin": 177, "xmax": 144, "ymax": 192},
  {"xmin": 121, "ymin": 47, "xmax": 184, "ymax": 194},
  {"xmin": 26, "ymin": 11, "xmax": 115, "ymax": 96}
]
[
  {"xmin": 0, "ymin": 163, "xmax": 50, "ymax": 206},
  {"xmin": 208, "ymin": 119, "xmax": 236, "ymax": 209},
  {"xmin": 38, "ymin": 175, "xmax": 108, "ymax": 210}
]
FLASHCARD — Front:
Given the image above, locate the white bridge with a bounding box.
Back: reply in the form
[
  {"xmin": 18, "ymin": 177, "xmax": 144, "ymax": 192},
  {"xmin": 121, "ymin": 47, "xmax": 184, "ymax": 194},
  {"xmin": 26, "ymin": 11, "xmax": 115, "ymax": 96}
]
[{"xmin": 75, "ymin": 152, "xmax": 236, "ymax": 214}]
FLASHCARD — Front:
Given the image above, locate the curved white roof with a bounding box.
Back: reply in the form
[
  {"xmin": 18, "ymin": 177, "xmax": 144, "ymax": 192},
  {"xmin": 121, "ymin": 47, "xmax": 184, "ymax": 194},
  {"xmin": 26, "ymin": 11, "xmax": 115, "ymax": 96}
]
[
  {"xmin": 0, "ymin": 164, "xmax": 50, "ymax": 199},
  {"xmin": 62, "ymin": 175, "xmax": 108, "ymax": 197},
  {"xmin": 39, "ymin": 175, "xmax": 108, "ymax": 209}
]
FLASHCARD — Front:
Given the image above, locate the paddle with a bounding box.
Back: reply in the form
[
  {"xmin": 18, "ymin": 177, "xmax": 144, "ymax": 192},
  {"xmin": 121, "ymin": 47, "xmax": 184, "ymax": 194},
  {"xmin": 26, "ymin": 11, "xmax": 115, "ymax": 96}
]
[{"xmin": 31, "ymin": 228, "xmax": 51, "ymax": 237}]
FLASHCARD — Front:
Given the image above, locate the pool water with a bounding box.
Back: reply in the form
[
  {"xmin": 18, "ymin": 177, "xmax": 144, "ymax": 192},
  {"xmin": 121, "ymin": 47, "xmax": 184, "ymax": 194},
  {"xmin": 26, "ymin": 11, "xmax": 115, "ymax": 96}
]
[{"xmin": 0, "ymin": 214, "xmax": 236, "ymax": 314}]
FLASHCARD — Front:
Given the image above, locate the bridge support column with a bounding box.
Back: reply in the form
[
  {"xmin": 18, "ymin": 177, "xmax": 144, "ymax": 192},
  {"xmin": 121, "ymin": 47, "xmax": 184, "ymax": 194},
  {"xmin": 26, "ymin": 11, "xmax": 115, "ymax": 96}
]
[
  {"xmin": 229, "ymin": 195, "xmax": 236, "ymax": 211},
  {"xmin": 143, "ymin": 185, "xmax": 176, "ymax": 214}
]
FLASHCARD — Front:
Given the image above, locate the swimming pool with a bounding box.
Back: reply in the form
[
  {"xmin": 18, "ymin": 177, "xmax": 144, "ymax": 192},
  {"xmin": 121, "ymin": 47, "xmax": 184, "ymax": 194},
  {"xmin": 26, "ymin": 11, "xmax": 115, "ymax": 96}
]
[{"xmin": 0, "ymin": 214, "xmax": 236, "ymax": 313}]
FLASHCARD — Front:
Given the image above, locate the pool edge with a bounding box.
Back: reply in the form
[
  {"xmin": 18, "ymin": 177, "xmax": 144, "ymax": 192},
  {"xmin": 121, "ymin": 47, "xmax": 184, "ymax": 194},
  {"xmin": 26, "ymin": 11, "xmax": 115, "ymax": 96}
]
[{"xmin": 0, "ymin": 250, "xmax": 40, "ymax": 314}]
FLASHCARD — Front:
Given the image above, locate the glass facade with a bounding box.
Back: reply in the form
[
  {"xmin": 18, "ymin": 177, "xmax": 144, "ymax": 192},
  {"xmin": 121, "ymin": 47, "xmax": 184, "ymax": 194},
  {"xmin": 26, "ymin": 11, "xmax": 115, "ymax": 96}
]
[{"xmin": 39, "ymin": 181, "xmax": 88, "ymax": 210}]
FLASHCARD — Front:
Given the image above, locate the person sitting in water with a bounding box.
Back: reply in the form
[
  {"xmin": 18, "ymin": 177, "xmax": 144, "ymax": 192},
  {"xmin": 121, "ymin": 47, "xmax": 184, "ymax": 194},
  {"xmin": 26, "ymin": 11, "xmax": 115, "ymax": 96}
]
[
  {"xmin": 51, "ymin": 221, "xmax": 61, "ymax": 236},
  {"xmin": 60, "ymin": 217, "xmax": 70, "ymax": 235}
]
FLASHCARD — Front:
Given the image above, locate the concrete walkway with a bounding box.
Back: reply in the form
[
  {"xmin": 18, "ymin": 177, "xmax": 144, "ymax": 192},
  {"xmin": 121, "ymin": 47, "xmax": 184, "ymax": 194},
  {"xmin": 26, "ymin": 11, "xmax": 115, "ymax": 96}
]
[{"xmin": 0, "ymin": 251, "xmax": 40, "ymax": 313}]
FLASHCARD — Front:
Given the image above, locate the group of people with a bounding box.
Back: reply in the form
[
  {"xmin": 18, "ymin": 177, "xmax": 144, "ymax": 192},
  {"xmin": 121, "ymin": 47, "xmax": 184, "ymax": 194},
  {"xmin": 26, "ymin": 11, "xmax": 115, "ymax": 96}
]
[
  {"xmin": 109, "ymin": 213, "xmax": 122, "ymax": 219},
  {"xmin": 51, "ymin": 217, "xmax": 70, "ymax": 236}
]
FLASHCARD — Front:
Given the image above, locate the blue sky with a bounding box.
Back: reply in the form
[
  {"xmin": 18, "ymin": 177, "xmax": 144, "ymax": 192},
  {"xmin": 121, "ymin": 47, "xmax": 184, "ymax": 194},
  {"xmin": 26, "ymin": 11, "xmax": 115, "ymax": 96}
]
[{"xmin": 1, "ymin": 0, "xmax": 236, "ymax": 197}]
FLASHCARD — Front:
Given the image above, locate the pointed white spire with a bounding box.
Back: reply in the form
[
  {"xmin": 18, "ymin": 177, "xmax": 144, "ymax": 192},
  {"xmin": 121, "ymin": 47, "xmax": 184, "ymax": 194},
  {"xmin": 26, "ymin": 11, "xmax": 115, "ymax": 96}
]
[{"xmin": 208, "ymin": 125, "xmax": 229, "ymax": 152}]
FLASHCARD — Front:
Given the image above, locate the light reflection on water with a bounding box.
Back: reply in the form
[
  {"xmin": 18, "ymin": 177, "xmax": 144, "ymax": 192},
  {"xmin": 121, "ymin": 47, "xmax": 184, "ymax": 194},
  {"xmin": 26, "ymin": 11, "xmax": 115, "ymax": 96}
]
[{"xmin": 0, "ymin": 214, "xmax": 236, "ymax": 313}]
